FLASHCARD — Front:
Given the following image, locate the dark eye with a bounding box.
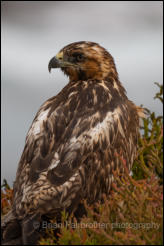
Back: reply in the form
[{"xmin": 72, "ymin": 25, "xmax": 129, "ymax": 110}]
[
  {"xmin": 72, "ymin": 53, "xmax": 84, "ymax": 62},
  {"xmin": 76, "ymin": 54, "xmax": 83, "ymax": 61}
]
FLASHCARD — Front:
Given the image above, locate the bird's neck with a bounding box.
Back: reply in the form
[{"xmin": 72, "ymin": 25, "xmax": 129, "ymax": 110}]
[{"xmin": 68, "ymin": 68, "xmax": 120, "ymax": 82}]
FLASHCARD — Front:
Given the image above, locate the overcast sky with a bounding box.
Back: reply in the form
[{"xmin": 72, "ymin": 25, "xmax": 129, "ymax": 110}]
[{"xmin": 1, "ymin": 1, "xmax": 163, "ymax": 185}]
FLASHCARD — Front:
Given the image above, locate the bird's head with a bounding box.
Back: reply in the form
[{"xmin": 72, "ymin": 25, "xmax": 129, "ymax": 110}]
[{"xmin": 48, "ymin": 41, "xmax": 118, "ymax": 81}]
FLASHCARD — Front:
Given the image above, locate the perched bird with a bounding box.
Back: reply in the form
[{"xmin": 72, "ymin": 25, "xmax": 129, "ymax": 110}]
[{"xmin": 2, "ymin": 41, "xmax": 144, "ymax": 245}]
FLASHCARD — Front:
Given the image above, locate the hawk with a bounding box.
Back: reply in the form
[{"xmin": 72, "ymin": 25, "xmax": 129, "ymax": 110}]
[{"xmin": 2, "ymin": 41, "xmax": 144, "ymax": 245}]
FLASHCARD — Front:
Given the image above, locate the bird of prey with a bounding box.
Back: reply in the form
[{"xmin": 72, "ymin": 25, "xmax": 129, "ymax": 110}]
[{"xmin": 2, "ymin": 41, "xmax": 144, "ymax": 245}]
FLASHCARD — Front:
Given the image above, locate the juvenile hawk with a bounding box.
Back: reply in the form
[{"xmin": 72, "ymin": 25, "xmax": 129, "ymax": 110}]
[{"xmin": 2, "ymin": 41, "xmax": 144, "ymax": 245}]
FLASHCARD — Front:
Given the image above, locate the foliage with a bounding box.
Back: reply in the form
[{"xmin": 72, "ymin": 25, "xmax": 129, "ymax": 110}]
[
  {"xmin": 132, "ymin": 82, "xmax": 163, "ymax": 182},
  {"xmin": 1, "ymin": 179, "xmax": 13, "ymax": 215}
]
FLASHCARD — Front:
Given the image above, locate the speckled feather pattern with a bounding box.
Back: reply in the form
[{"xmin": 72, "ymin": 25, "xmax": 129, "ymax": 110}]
[{"xmin": 2, "ymin": 41, "xmax": 142, "ymax": 245}]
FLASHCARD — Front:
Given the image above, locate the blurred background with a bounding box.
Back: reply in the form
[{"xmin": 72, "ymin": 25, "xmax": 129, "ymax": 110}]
[{"xmin": 1, "ymin": 1, "xmax": 163, "ymax": 185}]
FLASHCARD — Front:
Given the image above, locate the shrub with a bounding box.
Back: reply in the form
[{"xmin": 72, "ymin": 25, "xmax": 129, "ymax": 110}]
[
  {"xmin": 1, "ymin": 179, "xmax": 13, "ymax": 215},
  {"xmin": 132, "ymin": 82, "xmax": 163, "ymax": 183}
]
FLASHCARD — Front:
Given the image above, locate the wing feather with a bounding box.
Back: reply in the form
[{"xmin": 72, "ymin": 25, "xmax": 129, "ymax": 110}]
[{"xmin": 13, "ymin": 80, "xmax": 139, "ymax": 218}]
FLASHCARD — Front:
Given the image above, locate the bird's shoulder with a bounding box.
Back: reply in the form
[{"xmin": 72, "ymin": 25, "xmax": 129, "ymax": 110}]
[
  {"xmin": 16, "ymin": 79, "xmax": 137, "ymax": 177},
  {"xmin": 21, "ymin": 78, "xmax": 133, "ymax": 160}
]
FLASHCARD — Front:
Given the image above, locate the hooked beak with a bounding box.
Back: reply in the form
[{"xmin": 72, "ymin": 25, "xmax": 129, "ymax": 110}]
[
  {"xmin": 48, "ymin": 57, "xmax": 62, "ymax": 73},
  {"xmin": 48, "ymin": 51, "xmax": 79, "ymax": 73}
]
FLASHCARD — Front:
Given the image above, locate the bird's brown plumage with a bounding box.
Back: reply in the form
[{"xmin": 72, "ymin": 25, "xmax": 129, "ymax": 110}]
[{"xmin": 2, "ymin": 41, "xmax": 143, "ymax": 245}]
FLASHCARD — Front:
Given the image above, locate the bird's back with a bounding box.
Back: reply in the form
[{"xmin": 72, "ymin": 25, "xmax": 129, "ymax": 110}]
[
  {"xmin": 2, "ymin": 41, "xmax": 142, "ymax": 245},
  {"xmin": 11, "ymin": 79, "xmax": 139, "ymax": 219}
]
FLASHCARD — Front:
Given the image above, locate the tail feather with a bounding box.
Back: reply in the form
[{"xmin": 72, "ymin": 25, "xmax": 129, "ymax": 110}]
[
  {"xmin": 22, "ymin": 213, "xmax": 41, "ymax": 245},
  {"xmin": 136, "ymin": 106, "xmax": 146, "ymax": 119},
  {"xmin": 1, "ymin": 237, "xmax": 22, "ymax": 245},
  {"xmin": 1, "ymin": 211, "xmax": 42, "ymax": 245},
  {"xmin": 1, "ymin": 210, "xmax": 22, "ymax": 245}
]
